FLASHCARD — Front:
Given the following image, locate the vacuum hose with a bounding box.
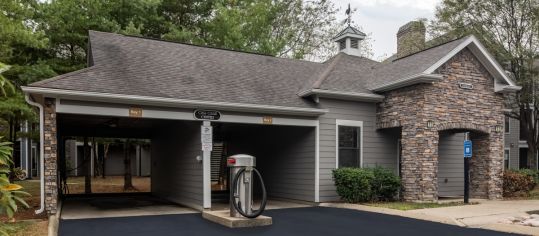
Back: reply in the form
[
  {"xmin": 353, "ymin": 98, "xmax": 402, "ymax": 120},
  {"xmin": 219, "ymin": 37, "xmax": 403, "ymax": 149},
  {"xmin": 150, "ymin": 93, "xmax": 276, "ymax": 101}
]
[{"xmin": 231, "ymin": 167, "xmax": 267, "ymax": 218}]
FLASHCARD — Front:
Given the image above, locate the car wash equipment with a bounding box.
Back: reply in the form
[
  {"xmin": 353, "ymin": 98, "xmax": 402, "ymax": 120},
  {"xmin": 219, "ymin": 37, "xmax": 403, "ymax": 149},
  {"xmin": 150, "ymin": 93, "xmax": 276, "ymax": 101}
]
[{"xmin": 227, "ymin": 154, "xmax": 267, "ymax": 218}]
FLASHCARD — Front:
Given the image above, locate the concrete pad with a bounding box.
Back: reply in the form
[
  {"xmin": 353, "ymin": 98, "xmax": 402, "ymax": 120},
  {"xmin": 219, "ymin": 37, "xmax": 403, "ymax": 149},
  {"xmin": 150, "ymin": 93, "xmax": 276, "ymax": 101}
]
[
  {"xmin": 61, "ymin": 195, "xmax": 197, "ymax": 220},
  {"xmin": 211, "ymin": 199, "xmax": 312, "ymax": 211},
  {"xmin": 322, "ymin": 200, "xmax": 539, "ymax": 235},
  {"xmin": 202, "ymin": 210, "xmax": 272, "ymax": 228}
]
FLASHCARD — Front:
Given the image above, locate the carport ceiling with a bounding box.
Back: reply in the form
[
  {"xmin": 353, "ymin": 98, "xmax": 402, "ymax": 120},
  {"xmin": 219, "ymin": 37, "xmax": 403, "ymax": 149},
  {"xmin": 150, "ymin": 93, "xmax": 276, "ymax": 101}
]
[{"xmin": 57, "ymin": 114, "xmax": 176, "ymax": 138}]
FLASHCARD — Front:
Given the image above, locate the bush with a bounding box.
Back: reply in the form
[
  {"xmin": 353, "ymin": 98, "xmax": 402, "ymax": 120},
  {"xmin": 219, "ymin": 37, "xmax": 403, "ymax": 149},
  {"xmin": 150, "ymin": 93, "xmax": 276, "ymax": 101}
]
[
  {"xmin": 371, "ymin": 167, "xmax": 401, "ymax": 201},
  {"xmin": 503, "ymin": 170, "xmax": 536, "ymax": 197},
  {"xmin": 514, "ymin": 169, "xmax": 539, "ymax": 184},
  {"xmin": 333, "ymin": 168, "xmax": 374, "ymax": 202},
  {"xmin": 332, "ymin": 167, "xmax": 400, "ymax": 203}
]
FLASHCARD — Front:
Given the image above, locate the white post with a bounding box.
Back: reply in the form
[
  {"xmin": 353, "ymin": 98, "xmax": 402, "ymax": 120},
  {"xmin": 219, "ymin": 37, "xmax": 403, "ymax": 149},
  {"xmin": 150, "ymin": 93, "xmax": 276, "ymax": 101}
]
[{"xmin": 202, "ymin": 121, "xmax": 212, "ymax": 209}]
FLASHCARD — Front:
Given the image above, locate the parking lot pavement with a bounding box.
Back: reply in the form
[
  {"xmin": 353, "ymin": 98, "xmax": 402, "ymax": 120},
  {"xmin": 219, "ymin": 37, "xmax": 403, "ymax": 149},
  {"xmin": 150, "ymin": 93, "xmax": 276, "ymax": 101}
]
[{"xmin": 59, "ymin": 207, "xmax": 516, "ymax": 236}]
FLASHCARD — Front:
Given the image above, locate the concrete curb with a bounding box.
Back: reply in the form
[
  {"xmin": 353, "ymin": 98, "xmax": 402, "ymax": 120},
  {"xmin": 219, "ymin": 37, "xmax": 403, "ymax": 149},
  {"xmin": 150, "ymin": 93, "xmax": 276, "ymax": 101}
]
[
  {"xmin": 319, "ymin": 203, "xmax": 461, "ymax": 226},
  {"xmin": 48, "ymin": 200, "xmax": 62, "ymax": 236}
]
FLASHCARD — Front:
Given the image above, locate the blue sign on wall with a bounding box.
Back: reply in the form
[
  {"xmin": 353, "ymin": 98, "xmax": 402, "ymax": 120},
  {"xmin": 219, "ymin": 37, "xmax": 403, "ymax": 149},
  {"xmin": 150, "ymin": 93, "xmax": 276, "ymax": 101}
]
[{"xmin": 464, "ymin": 140, "xmax": 472, "ymax": 158}]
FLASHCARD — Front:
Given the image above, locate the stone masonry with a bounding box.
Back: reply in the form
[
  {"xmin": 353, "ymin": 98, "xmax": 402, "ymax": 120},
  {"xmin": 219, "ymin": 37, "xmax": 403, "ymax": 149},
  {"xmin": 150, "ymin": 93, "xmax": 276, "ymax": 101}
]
[
  {"xmin": 44, "ymin": 98, "xmax": 58, "ymax": 214},
  {"xmin": 377, "ymin": 48, "xmax": 505, "ymax": 201}
]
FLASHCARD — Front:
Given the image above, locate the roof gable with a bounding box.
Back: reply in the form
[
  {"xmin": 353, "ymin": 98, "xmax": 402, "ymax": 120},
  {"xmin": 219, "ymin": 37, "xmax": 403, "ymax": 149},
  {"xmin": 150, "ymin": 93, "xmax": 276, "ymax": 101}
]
[{"xmin": 369, "ymin": 35, "xmax": 520, "ymax": 92}]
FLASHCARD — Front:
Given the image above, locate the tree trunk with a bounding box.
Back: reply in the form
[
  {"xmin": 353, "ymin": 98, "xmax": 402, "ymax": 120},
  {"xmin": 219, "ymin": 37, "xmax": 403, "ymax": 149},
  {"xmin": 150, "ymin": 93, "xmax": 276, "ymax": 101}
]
[
  {"xmin": 84, "ymin": 137, "xmax": 91, "ymax": 194},
  {"xmin": 124, "ymin": 140, "xmax": 133, "ymax": 190}
]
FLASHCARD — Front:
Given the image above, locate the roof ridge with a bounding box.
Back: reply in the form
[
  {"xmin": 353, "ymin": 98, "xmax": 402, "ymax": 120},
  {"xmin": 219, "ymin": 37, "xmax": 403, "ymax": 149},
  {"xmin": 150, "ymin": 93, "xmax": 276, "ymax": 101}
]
[
  {"xmin": 392, "ymin": 35, "xmax": 469, "ymax": 62},
  {"xmin": 311, "ymin": 53, "xmax": 345, "ymax": 89},
  {"xmin": 89, "ymin": 30, "xmax": 322, "ymax": 66}
]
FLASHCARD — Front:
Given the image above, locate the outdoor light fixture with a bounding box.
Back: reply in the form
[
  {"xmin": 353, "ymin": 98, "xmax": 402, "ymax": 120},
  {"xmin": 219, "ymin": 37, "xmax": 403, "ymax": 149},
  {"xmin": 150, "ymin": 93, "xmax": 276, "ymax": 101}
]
[
  {"xmin": 495, "ymin": 125, "xmax": 503, "ymax": 132},
  {"xmin": 427, "ymin": 120, "xmax": 434, "ymax": 128}
]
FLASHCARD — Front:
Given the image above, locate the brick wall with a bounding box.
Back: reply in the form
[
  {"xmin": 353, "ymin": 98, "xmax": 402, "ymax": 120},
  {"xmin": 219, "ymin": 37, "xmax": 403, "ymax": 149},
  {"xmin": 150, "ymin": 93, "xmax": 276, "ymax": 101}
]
[{"xmin": 377, "ymin": 48, "xmax": 505, "ymax": 201}]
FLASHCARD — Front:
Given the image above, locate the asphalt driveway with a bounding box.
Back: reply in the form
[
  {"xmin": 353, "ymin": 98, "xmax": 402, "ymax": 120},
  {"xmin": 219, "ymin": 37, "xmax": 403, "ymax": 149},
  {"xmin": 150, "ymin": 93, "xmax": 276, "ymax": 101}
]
[{"xmin": 59, "ymin": 207, "xmax": 516, "ymax": 236}]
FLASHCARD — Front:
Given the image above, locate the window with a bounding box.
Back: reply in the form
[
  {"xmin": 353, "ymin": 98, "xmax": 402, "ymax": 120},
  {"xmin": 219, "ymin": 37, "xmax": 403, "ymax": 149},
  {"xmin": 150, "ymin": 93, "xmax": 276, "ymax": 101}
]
[
  {"xmin": 505, "ymin": 116, "xmax": 510, "ymax": 134},
  {"xmin": 339, "ymin": 40, "xmax": 346, "ymax": 50},
  {"xmin": 336, "ymin": 120, "xmax": 363, "ymax": 168},
  {"xmin": 504, "ymin": 149, "xmax": 510, "ymax": 169},
  {"xmin": 350, "ymin": 39, "xmax": 359, "ymax": 49}
]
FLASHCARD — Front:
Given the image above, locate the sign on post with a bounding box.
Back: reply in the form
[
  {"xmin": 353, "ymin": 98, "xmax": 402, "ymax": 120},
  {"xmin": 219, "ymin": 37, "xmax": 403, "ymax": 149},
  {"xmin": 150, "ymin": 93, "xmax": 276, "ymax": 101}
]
[
  {"xmin": 201, "ymin": 123, "xmax": 213, "ymax": 152},
  {"xmin": 463, "ymin": 140, "xmax": 472, "ymax": 158},
  {"xmin": 463, "ymin": 133, "xmax": 471, "ymax": 204}
]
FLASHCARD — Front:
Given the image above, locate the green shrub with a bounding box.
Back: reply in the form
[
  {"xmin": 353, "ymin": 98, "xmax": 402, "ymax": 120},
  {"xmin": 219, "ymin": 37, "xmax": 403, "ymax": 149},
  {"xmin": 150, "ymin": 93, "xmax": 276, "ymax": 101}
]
[
  {"xmin": 503, "ymin": 170, "xmax": 536, "ymax": 197},
  {"xmin": 514, "ymin": 169, "xmax": 539, "ymax": 184},
  {"xmin": 332, "ymin": 167, "xmax": 400, "ymax": 203},
  {"xmin": 371, "ymin": 167, "xmax": 401, "ymax": 201},
  {"xmin": 332, "ymin": 168, "xmax": 374, "ymax": 202}
]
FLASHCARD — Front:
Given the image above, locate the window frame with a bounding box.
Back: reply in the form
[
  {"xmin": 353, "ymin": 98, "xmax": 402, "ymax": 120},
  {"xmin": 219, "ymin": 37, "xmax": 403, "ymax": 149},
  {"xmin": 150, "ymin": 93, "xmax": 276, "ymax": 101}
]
[
  {"xmin": 336, "ymin": 120, "xmax": 364, "ymax": 169},
  {"xmin": 504, "ymin": 148, "xmax": 510, "ymax": 169}
]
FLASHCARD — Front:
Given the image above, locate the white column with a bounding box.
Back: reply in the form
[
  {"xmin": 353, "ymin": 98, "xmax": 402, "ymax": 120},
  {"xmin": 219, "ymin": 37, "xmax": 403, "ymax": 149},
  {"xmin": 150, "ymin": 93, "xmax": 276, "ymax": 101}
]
[{"xmin": 202, "ymin": 121, "xmax": 212, "ymax": 209}]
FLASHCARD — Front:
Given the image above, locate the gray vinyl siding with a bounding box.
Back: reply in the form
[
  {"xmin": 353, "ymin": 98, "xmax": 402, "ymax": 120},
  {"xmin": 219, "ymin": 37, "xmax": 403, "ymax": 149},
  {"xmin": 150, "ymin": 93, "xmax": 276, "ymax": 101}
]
[
  {"xmin": 151, "ymin": 121, "xmax": 203, "ymax": 210},
  {"xmin": 318, "ymin": 98, "xmax": 399, "ymax": 202},
  {"xmin": 438, "ymin": 133, "xmax": 464, "ymax": 197},
  {"xmin": 504, "ymin": 117, "xmax": 520, "ymax": 169},
  {"xmin": 225, "ymin": 124, "xmax": 316, "ymax": 202}
]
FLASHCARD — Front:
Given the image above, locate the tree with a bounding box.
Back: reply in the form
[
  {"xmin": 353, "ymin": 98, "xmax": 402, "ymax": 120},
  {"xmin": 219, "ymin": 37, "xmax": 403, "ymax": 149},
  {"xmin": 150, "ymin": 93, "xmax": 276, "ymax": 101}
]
[
  {"xmin": 432, "ymin": 0, "xmax": 539, "ymax": 168},
  {"xmin": 200, "ymin": 0, "xmax": 341, "ymax": 60}
]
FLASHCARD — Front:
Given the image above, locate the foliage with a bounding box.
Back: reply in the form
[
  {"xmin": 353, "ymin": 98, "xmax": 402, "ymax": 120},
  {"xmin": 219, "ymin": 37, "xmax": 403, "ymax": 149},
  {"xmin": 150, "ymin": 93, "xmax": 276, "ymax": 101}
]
[
  {"xmin": 432, "ymin": 0, "xmax": 539, "ymax": 168},
  {"xmin": 514, "ymin": 168, "xmax": 539, "ymax": 184},
  {"xmin": 370, "ymin": 167, "xmax": 401, "ymax": 201},
  {"xmin": 0, "ymin": 139, "xmax": 30, "ymax": 220},
  {"xmin": 0, "ymin": 63, "xmax": 15, "ymax": 98},
  {"xmin": 333, "ymin": 168, "xmax": 374, "ymax": 202},
  {"xmin": 503, "ymin": 170, "xmax": 536, "ymax": 197},
  {"xmin": 333, "ymin": 167, "xmax": 400, "ymax": 203}
]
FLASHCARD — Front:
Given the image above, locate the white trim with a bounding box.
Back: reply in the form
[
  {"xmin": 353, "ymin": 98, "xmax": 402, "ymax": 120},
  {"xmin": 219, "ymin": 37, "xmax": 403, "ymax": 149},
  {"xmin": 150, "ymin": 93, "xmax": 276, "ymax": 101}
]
[
  {"xmin": 202, "ymin": 121, "xmax": 211, "ymax": 209},
  {"xmin": 335, "ymin": 119, "xmax": 364, "ymax": 169},
  {"xmin": 315, "ymin": 121, "xmax": 320, "ymax": 202},
  {"xmin": 55, "ymin": 99, "xmax": 319, "ymax": 127},
  {"xmin": 298, "ymin": 89, "xmax": 385, "ymax": 102},
  {"xmin": 370, "ymin": 74, "xmax": 443, "ymax": 92},
  {"xmin": 504, "ymin": 148, "xmax": 510, "ymax": 170},
  {"xmin": 22, "ymin": 86, "xmax": 328, "ymax": 116},
  {"xmin": 424, "ymin": 36, "xmax": 516, "ymax": 87}
]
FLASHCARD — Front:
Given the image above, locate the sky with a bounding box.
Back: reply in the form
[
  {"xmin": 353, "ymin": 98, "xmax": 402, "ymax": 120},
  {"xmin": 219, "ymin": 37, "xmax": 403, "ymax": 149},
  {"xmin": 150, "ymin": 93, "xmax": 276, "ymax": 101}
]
[{"xmin": 331, "ymin": 0, "xmax": 441, "ymax": 59}]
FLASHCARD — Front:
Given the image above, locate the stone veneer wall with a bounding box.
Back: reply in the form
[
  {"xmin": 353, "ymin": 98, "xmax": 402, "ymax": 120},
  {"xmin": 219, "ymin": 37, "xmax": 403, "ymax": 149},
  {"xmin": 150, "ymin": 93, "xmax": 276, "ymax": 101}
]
[
  {"xmin": 44, "ymin": 98, "xmax": 58, "ymax": 214},
  {"xmin": 377, "ymin": 48, "xmax": 505, "ymax": 201}
]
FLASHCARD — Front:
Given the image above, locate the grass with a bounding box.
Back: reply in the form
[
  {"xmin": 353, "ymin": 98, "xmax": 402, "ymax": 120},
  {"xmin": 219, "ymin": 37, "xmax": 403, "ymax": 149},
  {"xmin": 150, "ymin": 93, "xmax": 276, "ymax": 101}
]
[
  {"xmin": 65, "ymin": 176, "xmax": 150, "ymax": 194},
  {"xmin": 0, "ymin": 221, "xmax": 48, "ymax": 236},
  {"xmin": 527, "ymin": 186, "xmax": 539, "ymax": 200},
  {"xmin": 364, "ymin": 201, "xmax": 470, "ymax": 211}
]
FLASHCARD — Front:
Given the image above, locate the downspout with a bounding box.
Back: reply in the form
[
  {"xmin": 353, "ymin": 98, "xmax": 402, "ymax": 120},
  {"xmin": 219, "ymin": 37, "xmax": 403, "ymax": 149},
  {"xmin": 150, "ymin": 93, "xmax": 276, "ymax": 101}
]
[{"xmin": 24, "ymin": 94, "xmax": 45, "ymax": 214}]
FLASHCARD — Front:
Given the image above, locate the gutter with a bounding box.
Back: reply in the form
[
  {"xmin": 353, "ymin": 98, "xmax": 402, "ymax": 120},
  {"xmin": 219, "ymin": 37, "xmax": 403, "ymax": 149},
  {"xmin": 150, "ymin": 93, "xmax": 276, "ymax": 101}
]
[
  {"xmin": 24, "ymin": 94, "xmax": 45, "ymax": 215},
  {"xmin": 298, "ymin": 89, "xmax": 385, "ymax": 102},
  {"xmin": 497, "ymin": 85, "xmax": 522, "ymax": 93},
  {"xmin": 21, "ymin": 87, "xmax": 328, "ymax": 116},
  {"xmin": 370, "ymin": 73, "xmax": 444, "ymax": 92}
]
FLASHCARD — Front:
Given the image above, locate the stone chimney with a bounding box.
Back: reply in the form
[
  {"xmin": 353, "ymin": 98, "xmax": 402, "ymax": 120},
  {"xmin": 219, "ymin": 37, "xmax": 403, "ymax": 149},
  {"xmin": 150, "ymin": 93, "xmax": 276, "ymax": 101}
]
[{"xmin": 396, "ymin": 21, "xmax": 426, "ymax": 58}]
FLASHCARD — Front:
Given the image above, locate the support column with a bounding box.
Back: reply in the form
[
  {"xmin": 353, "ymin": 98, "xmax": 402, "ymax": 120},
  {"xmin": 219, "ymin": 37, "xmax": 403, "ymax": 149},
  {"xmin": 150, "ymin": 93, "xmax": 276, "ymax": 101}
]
[
  {"xmin": 43, "ymin": 98, "xmax": 58, "ymax": 214},
  {"xmin": 470, "ymin": 132, "xmax": 503, "ymax": 199},
  {"xmin": 400, "ymin": 125, "xmax": 439, "ymax": 201}
]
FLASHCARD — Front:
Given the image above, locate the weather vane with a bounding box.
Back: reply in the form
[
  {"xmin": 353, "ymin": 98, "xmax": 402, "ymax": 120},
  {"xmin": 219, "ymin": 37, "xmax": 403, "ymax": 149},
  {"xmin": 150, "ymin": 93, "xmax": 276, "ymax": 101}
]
[{"xmin": 344, "ymin": 4, "xmax": 353, "ymax": 26}]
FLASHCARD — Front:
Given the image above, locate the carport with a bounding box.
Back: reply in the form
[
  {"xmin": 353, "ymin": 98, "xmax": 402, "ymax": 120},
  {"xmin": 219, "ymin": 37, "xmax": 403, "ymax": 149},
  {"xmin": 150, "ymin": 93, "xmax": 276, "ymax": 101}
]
[{"xmin": 22, "ymin": 91, "xmax": 323, "ymax": 216}]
